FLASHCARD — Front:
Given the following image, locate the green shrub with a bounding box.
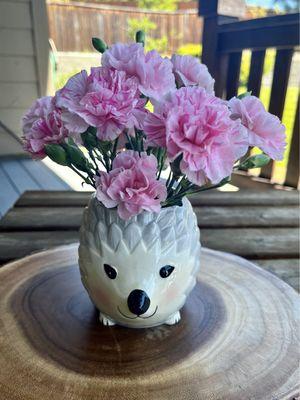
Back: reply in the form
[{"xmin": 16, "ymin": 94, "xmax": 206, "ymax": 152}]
[
  {"xmin": 127, "ymin": 17, "xmax": 168, "ymax": 53},
  {"xmin": 176, "ymin": 43, "xmax": 202, "ymax": 58}
]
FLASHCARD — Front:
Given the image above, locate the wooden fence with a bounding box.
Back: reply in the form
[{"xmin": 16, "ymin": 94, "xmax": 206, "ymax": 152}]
[
  {"xmin": 47, "ymin": 1, "xmax": 202, "ymax": 53},
  {"xmin": 200, "ymin": 1, "xmax": 300, "ymax": 188}
]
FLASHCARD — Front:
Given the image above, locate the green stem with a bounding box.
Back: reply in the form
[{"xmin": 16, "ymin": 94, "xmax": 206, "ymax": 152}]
[
  {"xmin": 162, "ymin": 177, "xmax": 230, "ymax": 208},
  {"xmin": 111, "ymin": 137, "xmax": 119, "ymax": 162},
  {"xmin": 69, "ymin": 165, "xmax": 96, "ymax": 188},
  {"xmin": 125, "ymin": 131, "xmax": 134, "ymax": 150},
  {"xmin": 88, "ymin": 149, "xmax": 98, "ymax": 171}
]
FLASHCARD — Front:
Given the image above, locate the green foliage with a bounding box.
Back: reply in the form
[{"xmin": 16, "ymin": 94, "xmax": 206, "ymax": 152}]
[
  {"xmin": 128, "ymin": 17, "xmax": 168, "ymax": 52},
  {"xmin": 138, "ymin": 0, "xmax": 177, "ymax": 11},
  {"xmin": 239, "ymin": 154, "xmax": 271, "ymax": 170},
  {"xmin": 177, "ymin": 43, "xmax": 202, "ymax": 58}
]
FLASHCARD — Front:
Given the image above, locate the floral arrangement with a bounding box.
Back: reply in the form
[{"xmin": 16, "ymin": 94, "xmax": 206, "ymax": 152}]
[{"xmin": 22, "ymin": 32, "xmax": 286, "ymax": 220}]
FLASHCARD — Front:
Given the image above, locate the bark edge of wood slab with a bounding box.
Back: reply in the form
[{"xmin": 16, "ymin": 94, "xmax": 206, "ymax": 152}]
[{"xmin": 0, "ymin": 244, "xmax": 299, "ymax": 400}]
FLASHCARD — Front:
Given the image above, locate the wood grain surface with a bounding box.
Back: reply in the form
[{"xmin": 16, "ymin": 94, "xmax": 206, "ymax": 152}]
[{"xmin": 0, "ymin": 244, "xmax": 299, "ymax": 400}]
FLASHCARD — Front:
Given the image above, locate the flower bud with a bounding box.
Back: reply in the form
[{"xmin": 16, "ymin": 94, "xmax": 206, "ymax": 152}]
[
  {"xmin": 45, "ymin": 144, "xmax": 68, "ymax": 166},
  {"xmin": 239, "ymin": 154, "xmax": 270, "ymax": 170},
  {"xmin": 92, "ymin": 37, "xmax": 107, "ymax": 53},
  {"xmin": 81, "ymin": 128, "xmax": 98, "ymax": 149},
  {"xmin": 64, "ymin": 143, "xmax": 89, "ymax": 171},
  {"xmin": 135, "ymin": 30, "xmax": 145, "ymax": 47}
]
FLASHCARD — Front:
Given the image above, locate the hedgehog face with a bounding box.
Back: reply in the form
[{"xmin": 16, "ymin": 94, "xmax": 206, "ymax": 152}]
[{"xmin": 79, "ymin": 196, "xmax": 201, "ymax": 328}]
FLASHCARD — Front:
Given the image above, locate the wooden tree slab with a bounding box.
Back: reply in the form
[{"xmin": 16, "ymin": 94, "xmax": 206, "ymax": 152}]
[{"xmin": 0, "ymin": 244, "xmax": 299, "ymax": 400}]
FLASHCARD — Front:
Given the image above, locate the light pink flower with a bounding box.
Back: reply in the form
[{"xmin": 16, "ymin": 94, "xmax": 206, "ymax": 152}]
[
  {"xmin": 102, "ymin": 42, "xmax": 144, "ymax": 76},
  {"xmin": 22, "ymin": 106, "xmax": 69, "ymax": 159},
  {"xmin": 95, "ymin": 151, "xmax": 167, "ymax": 219},
  {"xmin": 143, "ymin": 111, "xmax": 167, "ymax": 147},
  {"xmin": 171, "ymin": 54, "xmax": 215, "ymax": 93},
  {"xmin": 135, "ymin": 50, "xmax": 176, "ymax": 100},
  {"xmin": 102, "ymin": 43, "xmax": 176, "ymax": 100},
  {"xmin": 144, "ymin": 87, "xmax": 248, "ymax": 185},
  {"xmin": 55, "ymin": 67, "xmax": 147, "ymax": 141},
  {"xmin": 228, "ymin": 96, "xmax": 286, "ymax": 160}
]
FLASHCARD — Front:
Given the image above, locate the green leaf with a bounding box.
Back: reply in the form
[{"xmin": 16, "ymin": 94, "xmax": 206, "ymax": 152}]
[
  {"xmin": 237, "ymin": 91, "xmax": 252, "ymax": 99},
  {"xmin": 239, "ymin": 154, "xmax": 271, "ymax": 170},
  {"xmin": 135, "ymin": 30, "xmax": 146, "ymax": 46},
  {"xmin": 97, "ymin": 140, "xmax": 112, "ymax": 153},
  {"xmin": 45, "ymin": 144, "xmax": 68, "ymax": 166},
  {"xmin": 81, "ymin": 128, "xmax": 98, "ymax": 149},
  {"xmin": 170, "ymin": 154, "xmax": 183, "ymax": 179},
  {"xmin": 92, "ymin": 37, "xmax": 107, "ymax": 53}
]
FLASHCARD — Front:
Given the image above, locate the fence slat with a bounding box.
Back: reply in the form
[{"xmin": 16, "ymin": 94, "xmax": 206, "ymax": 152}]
[
  {"xmin": 226, "ymin": 51, "xmax": 242, "ymax": 99},
  {"xmin": 285, "ymin": 95, "xmax": 299, "ymax": 187},
  {"xmin": 260, "ymin": 48, "xmax": 294, "ymax": 179},
  {"xmin": 47, "ymin": 3, "xmax": 202, "ymax": 53},
  {"xmin": 247, "ymin": 50, "xmax": 265, "ymax": 97}
]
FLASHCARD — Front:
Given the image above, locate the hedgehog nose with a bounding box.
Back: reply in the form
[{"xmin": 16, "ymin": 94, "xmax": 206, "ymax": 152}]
[{"xmin": 127, "ymin": 289, "xmax": 150, "ymax": 316}]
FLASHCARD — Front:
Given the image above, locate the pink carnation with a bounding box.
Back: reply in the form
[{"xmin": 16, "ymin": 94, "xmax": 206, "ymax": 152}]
[
  {"xmin": 22, "ymin": 100, "xmax": 68, "ymax": 159},
  {"xmin": 102, "ymin": 43, "xmax": 176, "ymax": 100},
  {"xmin": 228, "ymin": 96, "xmax": 286, "ymax": 160},
  {"xmin": 145, "ymin": 87, "xmax": 248, "ymax": 185},
  {"xmin": 135, "ymin": 50, "xmax": 176, "ymax": 100},
  {"xmin": 55, "ymin": 67, "xmax": 147, "ymax": 141},
  {"xmin": 102, "ymin": 42, "xmax": 144, "ymax": 76},
  {"xmin": 22, "ymin": 96, "xmax": 53, "ymax": 135},
  {"xmin": 96, "ymin": 151, "xmax": 167, "ymax": 219},
  {"xmin": 143, "ymin": 109, "xmax": 167, "ymax": 148},
  {"xmin": 171, "ymin": 54, "xmax": 215, "ymax": 93}
]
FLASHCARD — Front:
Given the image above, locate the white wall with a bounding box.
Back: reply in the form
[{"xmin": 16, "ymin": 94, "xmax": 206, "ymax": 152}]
[{"xmin": 0, "ymin": 0, "xmax": 49, "ymax": 155}]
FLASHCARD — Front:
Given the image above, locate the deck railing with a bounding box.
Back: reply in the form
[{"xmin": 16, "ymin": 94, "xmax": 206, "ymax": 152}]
[{"xmin": 199, "ymin": 1, "xmax": 300, "ymax": 188}]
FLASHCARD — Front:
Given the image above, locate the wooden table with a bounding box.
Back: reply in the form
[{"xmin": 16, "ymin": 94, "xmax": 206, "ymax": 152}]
[
  {"xmin": 0, "ymin": 190, "xmax": 299, "ymax": 291},
  {"xmin": 0, "ymin": 244, "xmax": 299, "ymax": 399}
]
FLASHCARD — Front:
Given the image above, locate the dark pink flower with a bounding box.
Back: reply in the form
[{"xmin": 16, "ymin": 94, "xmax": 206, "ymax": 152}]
[
  {"xmin": 22, "ymin": 96, "xmax": 53, "ymax": 135},
  {"xmin": 228, "ymin": 96, "xmax": 286, "ymax": 160},
  {"xmin": 22, "ymin": 103, "xmax": 68, "ymax": 159},
  {"xmin": 95, "ymin": 151, "xmax": 167, "ymax": 219}
]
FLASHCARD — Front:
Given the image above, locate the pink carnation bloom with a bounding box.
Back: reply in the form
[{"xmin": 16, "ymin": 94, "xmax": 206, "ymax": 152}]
[
  {"xmin": 171, "ymin": 54, "xmax": 215, "ymax": 93},
  {"xmin": 55, "ymin": 67, "xmax": 147, "ymax": 141},
  {"xmin": 96, "ymin": 151, "xmax": 167, "ymax": 220},
  {"xmin": 228, "ymin": 96, "xmax": 286, "ymax": 160},
  {"xmin": 22, "ymin": 101, "xmax": 68, "ymax": 159},
  {"xmin": 22, "ymin": 96, "xmax": 53, "ymax": 135},
  {"xmin": 135, "ymin": 50, "xmax": 176, "ymax": 100},
  {"xmin": 143, "ymin": 109, "xmax": 167, "ymax": 148},
  {"xmin": 102, "ymin": 42, "xmax": 144, "ymax": 76},
  {"xmin": 145, "ymin": 87, "xmax": 248, "ymax": 186},
  {"xmin": 102, "ymin": 43, "xmax": 176, "ymax": 100}
]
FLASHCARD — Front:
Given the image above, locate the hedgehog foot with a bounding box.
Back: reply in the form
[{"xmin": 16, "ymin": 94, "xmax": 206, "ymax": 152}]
[
  {"xmin": 165, "ymin": 311, "xmax": 181, "ymax": 325},
  {"xmin": 99, "ymin": 312, "xmax": 115, "ymax": 326}
]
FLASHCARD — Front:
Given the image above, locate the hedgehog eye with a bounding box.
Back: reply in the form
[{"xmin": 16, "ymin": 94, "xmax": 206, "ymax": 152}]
[
  {"xmin": 104, "ymin": 264, "xmax": 117, "ymax": 279},
  {"xmin": 160, "ymin": 265, "xmax": 175, "ymax": 278}
]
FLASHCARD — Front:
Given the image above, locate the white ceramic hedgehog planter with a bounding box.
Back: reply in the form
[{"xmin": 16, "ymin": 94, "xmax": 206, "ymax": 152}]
[{"xmin": 79, "ymin": 196, "xmax": 201, "ymax": 328}]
